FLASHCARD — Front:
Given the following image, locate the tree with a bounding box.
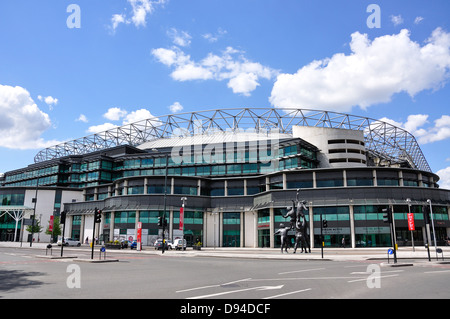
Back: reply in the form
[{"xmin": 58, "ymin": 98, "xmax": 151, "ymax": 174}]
[
  {"xmin": 26, "ymin": 217, "xmax": 43, "ymax": 237},
  {"xmin": 45, "ymin": 216, "xmax": 62, "ymax": 242}
]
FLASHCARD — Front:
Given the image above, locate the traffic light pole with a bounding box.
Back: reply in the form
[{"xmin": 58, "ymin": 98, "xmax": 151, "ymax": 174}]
[
  {"xmin": 60, "ymin": 212, "xmax": 66, "ymax": 257},
  {"xmin": 389, "ymin": 213, "xmax": 397, "ymax": 264},
  {"xmin": 383, "ymin": 206, "xmax": 397, "ymax": 264},
  {"xmin": 320, "ymin": 213, "xmax": 324, "ymax": 259},
  {"xmin": 91, "ymin": 208, "xmax": 97, "ymax": 260}
]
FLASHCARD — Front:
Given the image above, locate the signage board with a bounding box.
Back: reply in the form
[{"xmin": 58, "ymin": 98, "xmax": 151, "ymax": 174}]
[
  {"xmin": 179, "ymin": 207, "xmax": 184, "ymax": 231},
  {"xmin": 407, "ymin": 213, "xmax": 415, "ymax": 231},
  {"xmin": 49, "ymin": 216, "xmax": 54, "ymax": 232}
]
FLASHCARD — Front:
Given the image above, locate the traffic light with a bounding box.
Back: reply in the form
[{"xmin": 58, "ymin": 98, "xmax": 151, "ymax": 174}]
[
  {"xmin": 322, "ymin": 219, "xmax": 328, "ymax": 228},
  {"xmin": 382, "ymin": 207, "xmax": 392, "ymax": 223},
  {"xmin": 157, "ymin": 216, "xmax": 162, "ymax": 227},
  {"xmin": 94, "ymin": 209, "xmax": 102, "ymax": 223},
  {"xmin": 163, "ymin": 218, "xmax": 168, "ymax": 228},
  {"xmin": 60, "ymin": 211, "xmax": 66, "ymax": 224}
]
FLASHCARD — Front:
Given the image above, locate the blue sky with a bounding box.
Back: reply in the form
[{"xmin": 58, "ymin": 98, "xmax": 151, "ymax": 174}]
[{"xmin": 0, "ymin": 0, "xmax": 449, "ymax": 187}]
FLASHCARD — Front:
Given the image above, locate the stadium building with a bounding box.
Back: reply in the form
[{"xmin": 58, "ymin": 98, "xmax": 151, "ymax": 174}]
[{"xmin": 1, "ymin": 108, "xmax": 449, "ymax": 248}]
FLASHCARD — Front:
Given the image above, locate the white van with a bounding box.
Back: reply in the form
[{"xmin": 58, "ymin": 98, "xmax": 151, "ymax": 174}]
[{"xmin": 173, "ymin": 238, "xmax": 187, "ymax": 250}]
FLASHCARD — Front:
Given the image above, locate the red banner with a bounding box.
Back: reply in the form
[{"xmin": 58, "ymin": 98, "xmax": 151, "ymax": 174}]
[
  {"xmin": 407, "ymin": 213, "xmax": 415, "ymax": 231},
  {"xmin": 49, "ymin": 216, "xmax": 54, "ymax": 232},
  {"xmin": 137, "ymin": 222, "xmax": 142, "ymax": 242},
  {"xmin": 179, "ymin": 207, "xmax": 184, "ymax": 231}
]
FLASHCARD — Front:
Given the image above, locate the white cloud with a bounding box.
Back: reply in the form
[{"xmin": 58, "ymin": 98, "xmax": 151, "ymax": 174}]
[
  {"xmin": 76, "ymin": 114, "xmax": 88, "ymax": 123},
  {"xmin": 436, "ymin": 166, "xmax": 450, "ymax": 190},
  {"xmin": 227, "ymin": 72, "xmax": 259, "ymax": 96},
  {"xmin": 270, "ymin": 28, "xmax": 450, "ymax": 112},
  {"xmin": 0, "ymin": 84, "xmax": 60, "ymax": 149},
  {"xmin": 414, "ymin": 16, "xmax": 424, "ymax": 25},
  {"xmin": 378, "ymin": 114, "xmax": 450, "ymax": 145},
  {"xmin": 110, "ymin": 14, "xmax": 128, "ymax": 32},
  {"xmin": 103, "ymin": 107, "xmax": 128, "ymax": 121},
  {"xmin": 152, "ymin": 46, "xmax": 278, "ymax": 96},
  {"xmin": 391, "ymin": 15, "xmax": 404, "ymax": 26},
  {"xmin": 202, "ymin": 28, "xmax": 227, "ymax": 43},
  {"xmin": 110, "ymin": 0, "xmax": 167, "ymax": 32},
  {"xmin": 168, "ymin": 28, "xmax": 191, "ymax": 47},
  {"xmin": 169, "ymin": 101, "xmax": 183, "ymax": 113},
  {"xmin": 171, "ymin": 63, "xmax": 214, "ymax": 81},
  {"xmin": 123, "ymin": 108, "xmax": 156, "ymax": 124},
  {"xmin": 88, "ymin": 108, "xmax": 161, "ymax": 134},
  {"xmin": 87, "ymin": 123, "xmax": 118, "ymax": 134},
  {"xmin": 416, "ymin": 115, "xmax": 450, "ymax": 144},
  {"xmin": 44, "ymin": 96, "xmax": 58, "ymax": 106},
  {"xmin": 38, "ymin": 95, "xmax": 58, "ymax": 110}
]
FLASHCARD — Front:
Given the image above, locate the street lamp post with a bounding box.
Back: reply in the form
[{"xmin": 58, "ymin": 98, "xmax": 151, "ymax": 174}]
[
  {"xmin": 427, "ymin": 199, "xmax": 438, "ymax": 260},
  {"xmin": 181, "ymin": 197, "xmax": 187, "ymax": 251},
  {"xmin": 152, "ymin": 149, "xmax": 169, "ymax": 254},
  {"xmin": 162, "ymin": 153, "xmax": 169, "ymax": 254}
]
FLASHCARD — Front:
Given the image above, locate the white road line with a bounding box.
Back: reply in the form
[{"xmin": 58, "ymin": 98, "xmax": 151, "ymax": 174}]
[
  {"xmin": 347, "ymin": 274, "xmax": 399, "ymax": 283},
  {"xmin": 176, "ymin": 278, "xmax": 251, "ymax": 293},
  {"xmin": 424, "ymin": 269, "xmax": 450, "ymax": 274},
  {"xmin": 350, "ymin": 270, "xmax": 404, "ymax": 275},
  {"xmin": 187, "ymin": 285, "xmax": 284, "ymax": 300},
  {"xmin": 263, "ymin": 288, "xmax": 312, "ymax": 299},
  {"xmin": 278, "ymin": 268, "xmax": 325, "ymax": 275}
]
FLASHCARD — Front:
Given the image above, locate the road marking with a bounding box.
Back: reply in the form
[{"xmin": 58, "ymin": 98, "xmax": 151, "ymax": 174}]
[
  {"xmin": 423, "ymin": 269, "xmax": 450, "ymax": 274},
  {"xmin": 187, "ymin": 285, "xmax": 284, "ymax": 299},
  {"xmin": 347, "ymin": 274, "xmax": 399, "ymax": 283},
  {"xmin": 263, "ymin": 288, "xmax": 312, "ymax": 299},
  {"xmin": 176, "ymin": 278, "xmax": 251, "ymax": 293},
  {"xmin": 350, "ymin": 269, "xmax": 404, "ymax": 275},
  {"xmin": 278, "ymin": 268, "xmax": 325, "ymax": 275}
]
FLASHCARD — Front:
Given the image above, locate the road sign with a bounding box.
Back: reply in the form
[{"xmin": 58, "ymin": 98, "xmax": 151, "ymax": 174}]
[
  {"xmin": 100, "ymin": 247, "xmax": 106, "ymax": 253},
  {"xmin": 388, "ymin": 249, "xmax": 394, "ymax": 255}
]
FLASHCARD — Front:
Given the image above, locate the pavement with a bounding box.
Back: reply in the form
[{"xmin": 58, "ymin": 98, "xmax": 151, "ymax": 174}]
[{"xmin": 1, "ymin": 241, "xmax": 449, "ymax": 263}]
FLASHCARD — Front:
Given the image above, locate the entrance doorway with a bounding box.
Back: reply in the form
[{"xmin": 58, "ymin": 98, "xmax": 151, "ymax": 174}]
[{"xmin": 258, "ymin": 229, "xmax": 270, "ymax": 248}]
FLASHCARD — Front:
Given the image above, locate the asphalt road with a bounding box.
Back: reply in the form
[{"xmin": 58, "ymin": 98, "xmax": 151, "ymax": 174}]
[{"xmin": 1, "ymin": 246, "xmax": 449, "ymax": 301}]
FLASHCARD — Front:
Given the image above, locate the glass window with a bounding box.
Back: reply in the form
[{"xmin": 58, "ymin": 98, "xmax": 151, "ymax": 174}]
[
  {"xmin": 227, "ymin": 164, "xmax": 242, "ymax": 175},
  {"xmin": 347, "ymin": 178, "xmax": 373, "ymax": 186},
  {"xmin": 377, "ymin": 179, "xmax": 399, "ymax": 186},
  {"xmin": 228, "ymin": 187, "xmax": 244, "ymax": 196},
  {"xmin": 211, "ymin": 165, "xmax": 226, "ymax": 175},
  {"xmin": 317, "ymin": 179, "xmax": 343, "ymax": 188}
]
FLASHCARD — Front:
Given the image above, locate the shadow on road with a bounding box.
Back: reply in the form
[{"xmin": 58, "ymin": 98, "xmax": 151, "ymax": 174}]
[{"xmin": 0, "ymin": 269, "xmax": 46, "ymax": 295}]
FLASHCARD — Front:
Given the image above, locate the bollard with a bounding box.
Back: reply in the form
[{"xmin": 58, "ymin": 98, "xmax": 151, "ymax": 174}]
[
  {"xmin": 436, "ymin": 248, "xmax": 444, "ymax": 261},
  {"xmin": 100, "ymin": 246, "xmax": 106, "ymax": 260},
  {"xmin": 46, "ymin": 244, "xmax": 53, "ymax": 256}
]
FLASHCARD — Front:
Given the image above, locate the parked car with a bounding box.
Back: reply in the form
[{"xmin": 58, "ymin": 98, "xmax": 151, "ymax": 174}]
[
  {"xmin": 166, "ymin": 240, "xmax": 175, "ymax": 250},
  {"xmin": 174, "ymin": 238, "xmax": 187, "ymax": 250},
  {"xmin": 154, "ymin": 239, "xmax": 169, "ymax": 250},
  {"xmin": 57, "ymin": 238, "xmax": 81, "ymax": 247}
]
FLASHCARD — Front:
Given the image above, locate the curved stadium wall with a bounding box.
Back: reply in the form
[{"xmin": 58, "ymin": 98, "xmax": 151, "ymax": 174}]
[{"xmin": 1, "ymin": 108, "xmax": 449, "ymax": 248}]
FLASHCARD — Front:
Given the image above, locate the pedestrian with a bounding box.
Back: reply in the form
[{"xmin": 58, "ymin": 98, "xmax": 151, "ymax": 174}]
[{"xmin": 341, "ymin": 236, "xmax": 345, "ymax": 248}]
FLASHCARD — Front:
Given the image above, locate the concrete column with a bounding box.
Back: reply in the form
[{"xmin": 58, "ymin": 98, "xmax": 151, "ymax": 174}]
[
  {"xmin": 308, "ymin": 204, "xmax": 314, "ymax": 249},
  {"xmin": 349, "ymin": 204, "xmax": 355, "ymax": 248},
  {"xmin": 109, "ymin": 211, "xmax": 115, "ymax": 242},
  {"xmin": 269, "ymin": 207, "xmax": 274, "ymax": 248}
]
